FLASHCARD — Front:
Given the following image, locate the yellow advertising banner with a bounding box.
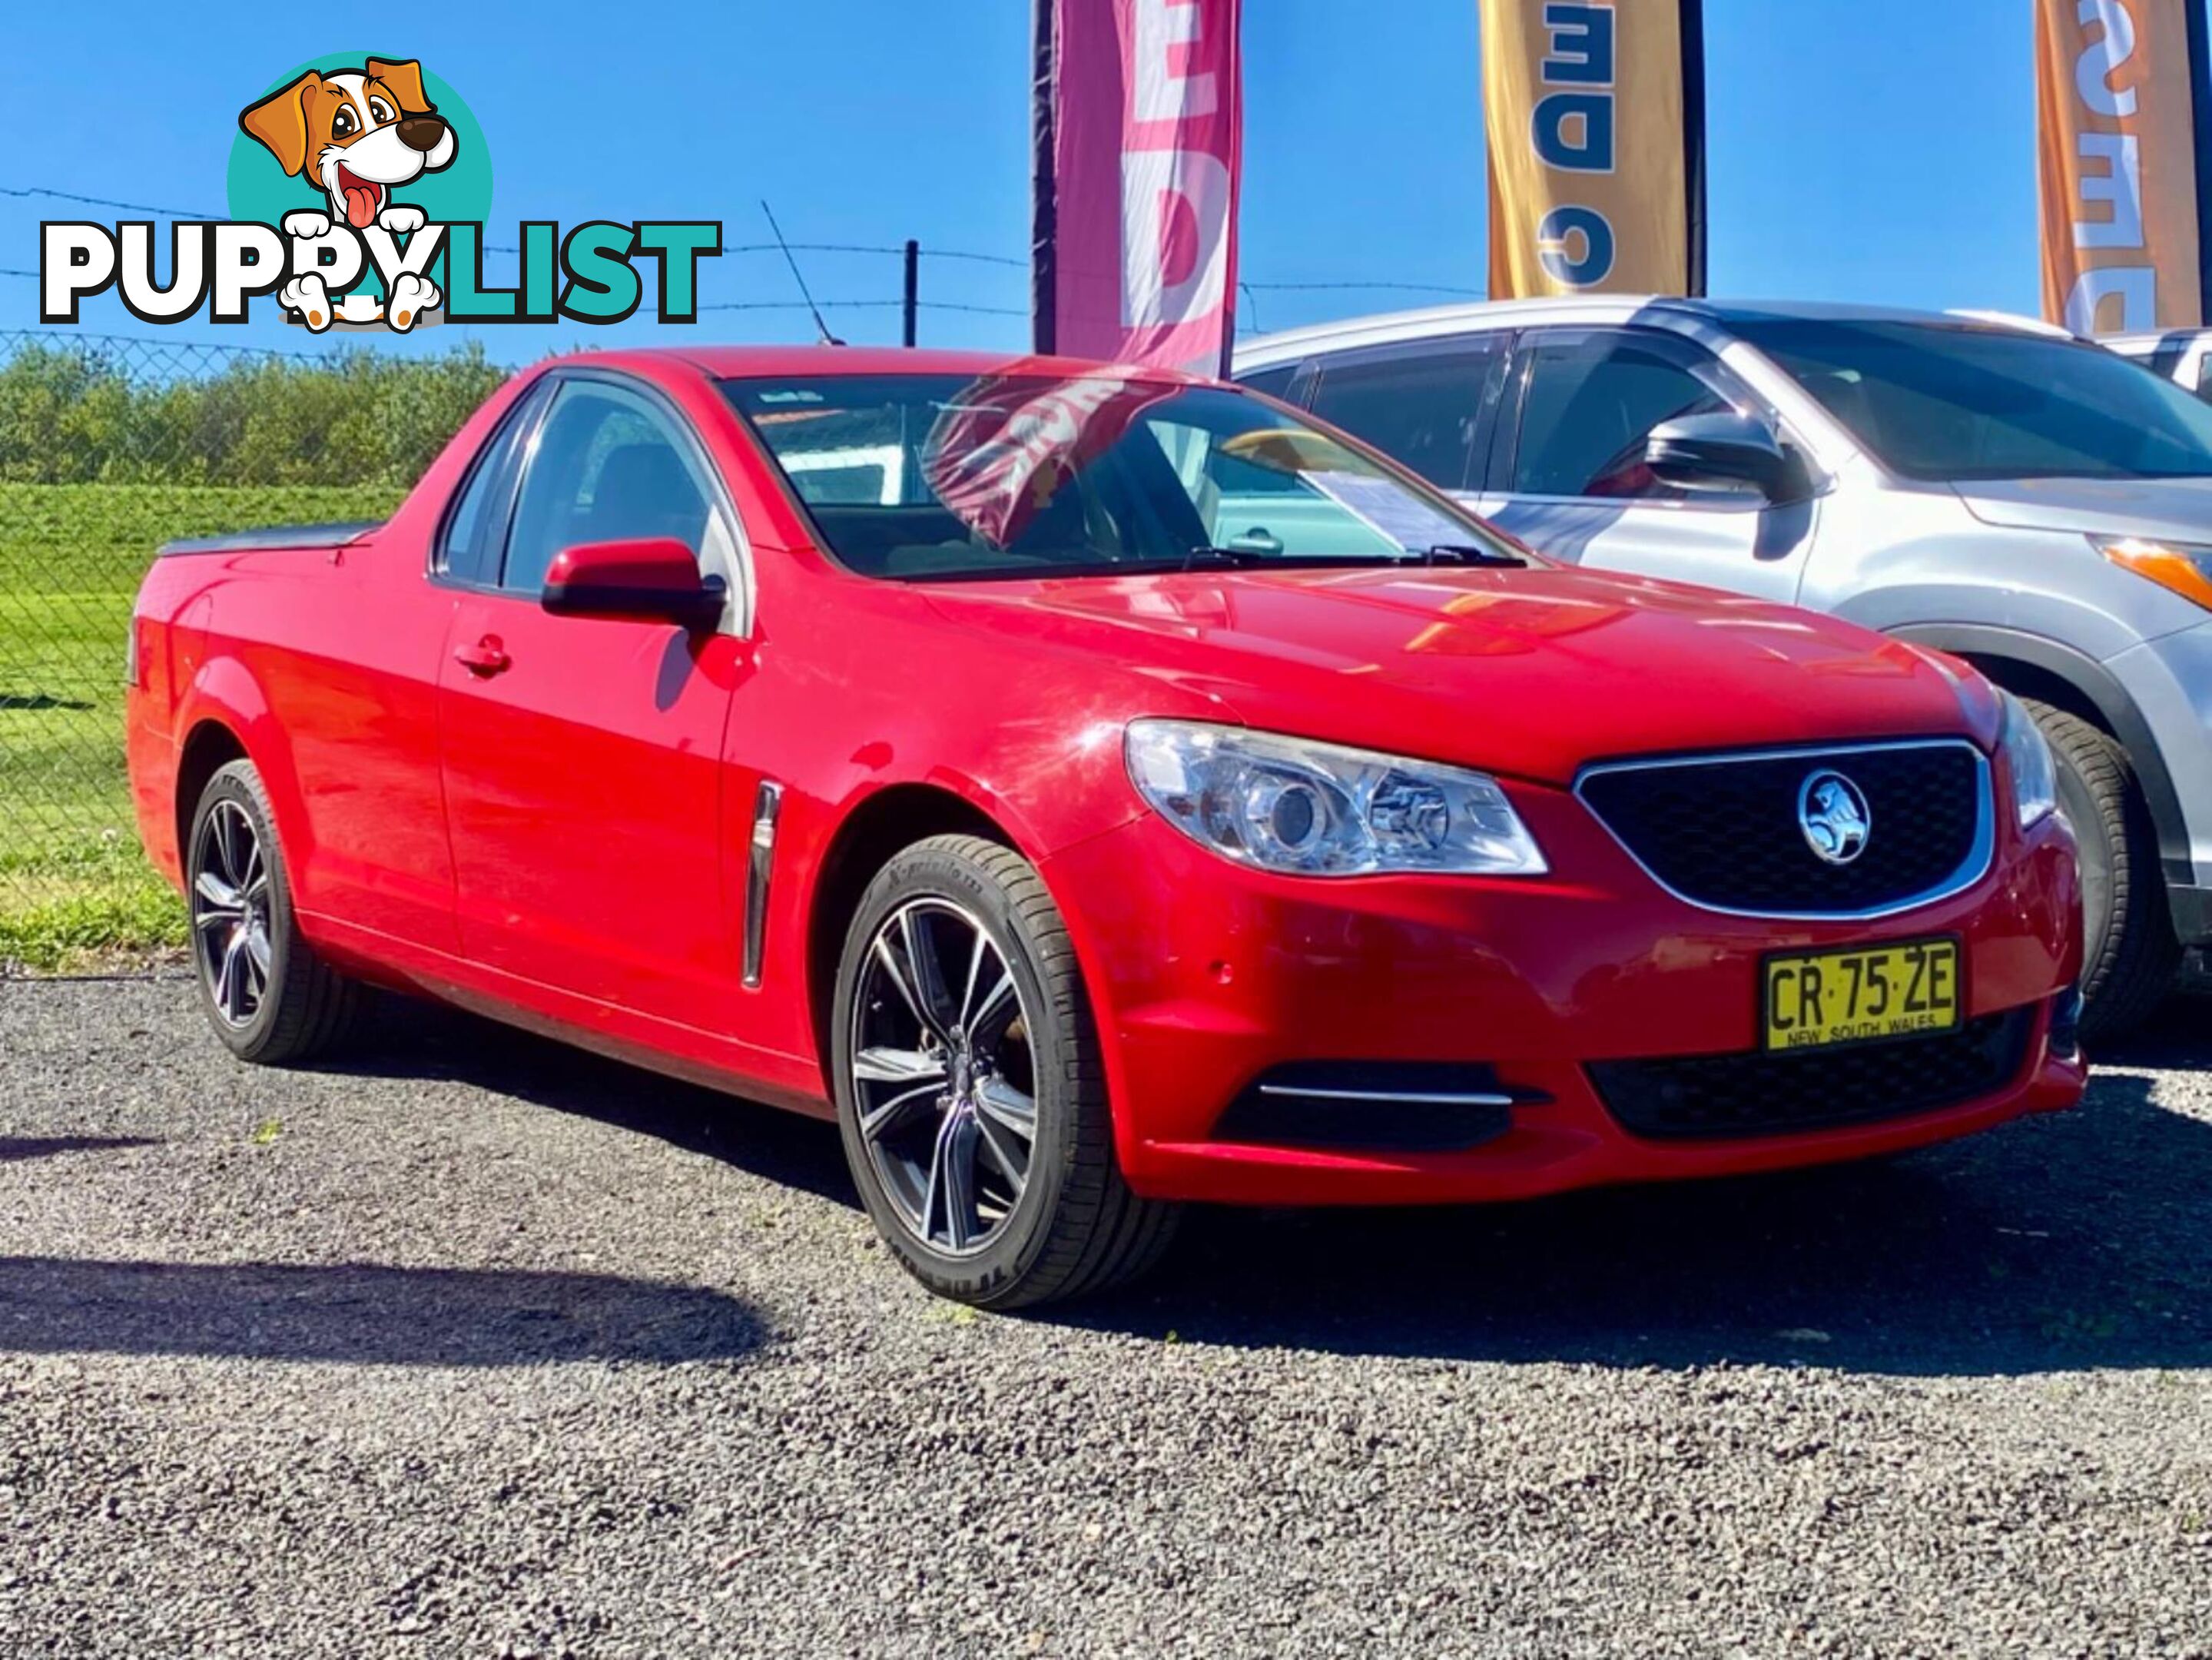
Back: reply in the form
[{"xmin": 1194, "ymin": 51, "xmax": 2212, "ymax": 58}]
[
  {"xmin": 2037, "ymin": 0, "xmax": 2212, "ymax": 334},
  {"xmin": 1482, "ymin": 1, "xmax": 1706, "ymax": 299}
]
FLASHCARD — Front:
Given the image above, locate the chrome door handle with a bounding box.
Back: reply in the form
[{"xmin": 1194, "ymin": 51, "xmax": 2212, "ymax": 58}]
[{"xmin": 453, "ymin": 637, "xmax": 511, "ymax": 676}]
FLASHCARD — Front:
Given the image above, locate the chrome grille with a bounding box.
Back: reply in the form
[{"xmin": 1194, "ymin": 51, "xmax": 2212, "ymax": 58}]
[{"xmin": 1575, "ymin": 740, "xmax": 1991, "ymax": 918}]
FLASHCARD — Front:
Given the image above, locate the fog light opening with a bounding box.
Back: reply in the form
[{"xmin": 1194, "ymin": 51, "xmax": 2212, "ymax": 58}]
[
  {"xmin": 1215, "ymin": 1062, "xmax": 1550, "ymax": 1155},
  {"xmin": 2048, "ymin": 983, "xmax": 2084, "ymax": 1064}
]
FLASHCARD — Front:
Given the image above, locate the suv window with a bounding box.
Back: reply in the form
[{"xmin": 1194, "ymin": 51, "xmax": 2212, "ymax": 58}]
[
  {"xmin": 1238, "ymin": 362, "xmax": 1302, "ymax": 403},
  {"xmin": 2188, "ymin": 353, "xmax": 2212, "ymax": 409},
  {"xmin": 1510, "ymin": 331, "xmax": 1743, "ymax": 500},
  {"xmin": 502, "ymin": 381, "xmax": 719, "ymax": 593},
  {"xmin": 1732, "ymin": 315, "xmax": 2212, "ymax": 481},
  {"xmin": 1308, "ymin": 341, "xmax": 1502, "ymax": 491}
]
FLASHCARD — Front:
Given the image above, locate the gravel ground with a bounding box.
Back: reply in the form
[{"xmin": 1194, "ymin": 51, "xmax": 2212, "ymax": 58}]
[{"xmin": 2, "ymin": 976, "xmax": 2209, "ymax": 1658}]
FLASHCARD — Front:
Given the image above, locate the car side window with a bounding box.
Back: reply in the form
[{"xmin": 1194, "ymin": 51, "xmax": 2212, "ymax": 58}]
[
  {"xmin": 500, "ymin": 382, "xmax": 722, "ymax": 595},
  {"xmin": 1236, "ymin": 363, "xmax": 1301, "ymax": 403},
  {"xmin": 1308, "ymin": 341, "xmax": 1503, "ymax": 491},
  {"xmin": 1510, "ymin": 332, "xmax": 1748, "ymax": 501},
  {"xmin": 438, "ymin": 383, "xmax": 546, "ymax": 586}
]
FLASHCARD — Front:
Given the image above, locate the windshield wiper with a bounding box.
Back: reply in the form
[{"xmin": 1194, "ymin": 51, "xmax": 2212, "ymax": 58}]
[
  {"xmin": 1172, "ymin": 543, "xmax": 1528, "ymax": 573},
  {"xmin": 1420, "ymin": 543, "xmax": 1528, "ymax": 568},
  {"xmin": 1180, "ymin": 544, "xmax": 1279, "ymax": 571}
]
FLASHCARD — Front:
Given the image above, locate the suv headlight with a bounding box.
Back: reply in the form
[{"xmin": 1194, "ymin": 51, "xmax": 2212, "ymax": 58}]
[
  {"xmin": 2092, "ymin": 534, "xmax": 2212, "ymax": 611},
  {"xmin": 1124, "ymin": 719, "xmax": 1547, "ymax": 877},
  {"xmin": 1996, "ymin": 691, "xmax": 2058, "ymax": 831}
]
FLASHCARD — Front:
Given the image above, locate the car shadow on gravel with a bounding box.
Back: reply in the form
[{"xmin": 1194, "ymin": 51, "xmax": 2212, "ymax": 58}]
[
  {"xmin": 1072, "ymin": 997, "xmax": 2212, "ymax": 1377},
  {"xmin": 0, "ymin": 1256, "xmax": 764, "ymax": 1366},
  {"xmin": 337, "ymin": 996, "xmax": 861, "ymax": 1210},
  {"xmin": 329, "ymin": 992, "xmax": 2212, "ymax": 1379},
  {"xmin": 0, "ymin": 1135, "xmax": 161, "ymax": 1163}
]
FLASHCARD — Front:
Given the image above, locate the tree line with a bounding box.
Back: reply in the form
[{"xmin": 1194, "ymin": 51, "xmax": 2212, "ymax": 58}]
[{"xmin": 0, "ymin": 338, "xmax": 511, "ymax": 486}]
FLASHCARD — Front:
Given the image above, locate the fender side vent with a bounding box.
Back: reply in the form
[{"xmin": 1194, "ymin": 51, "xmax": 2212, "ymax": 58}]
[{"xmin": 742, "ymin": 780, "xmax": 783, "ymax": 988}]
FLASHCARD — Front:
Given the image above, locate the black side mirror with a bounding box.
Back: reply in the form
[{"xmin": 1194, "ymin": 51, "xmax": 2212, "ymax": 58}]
[{"xmin": 1643, "ymin": 412, "xmax": 1804, "ymax": 503}]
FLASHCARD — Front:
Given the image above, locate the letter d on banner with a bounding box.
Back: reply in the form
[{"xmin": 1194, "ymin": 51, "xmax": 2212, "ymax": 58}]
[
  {"xmin": 2036, "ymin": 0, "xmax": 2212, "ymax": 334},
  {"xmin": 1033, "ymin": 0, "xmax": 1244, "ymax": 374},
  {"xmin": 1483, "ymin": 0, "xmax": 1707, "ymax": 298}
]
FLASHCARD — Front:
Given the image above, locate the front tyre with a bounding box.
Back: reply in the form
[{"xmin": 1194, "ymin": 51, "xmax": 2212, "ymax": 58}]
[
  {"xmin": 186, "ymin": 759, "xmax": 363, "ymax": 1064},
  {"xmin": 2025, "ymin": 700, "xmax": 2178, "ymax": 1042},
  {"xmin": 831, "ymin": 835, "xmax": 1179, "ymax": 1309}
]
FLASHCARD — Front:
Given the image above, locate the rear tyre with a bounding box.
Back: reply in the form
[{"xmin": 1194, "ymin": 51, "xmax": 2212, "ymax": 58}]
[
  {"xmin": 830, "ymin": 834, "xmax": 1180, "ymax": 1309},
  {"xmin": 186, "ymin": 760, "xmax": 363, "ymax": 1064},
  {"xmin": 2025, "ymin": 700, "xmax": 2178, "ymax": 1043}
]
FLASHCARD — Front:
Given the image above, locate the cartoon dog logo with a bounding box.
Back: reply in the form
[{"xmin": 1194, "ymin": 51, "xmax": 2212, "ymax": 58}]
[{"xmin": 239, "ymin": 58, "xmax": 453, "ymax": 331}]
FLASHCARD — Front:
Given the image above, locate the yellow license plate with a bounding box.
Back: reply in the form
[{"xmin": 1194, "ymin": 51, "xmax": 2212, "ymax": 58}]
[{"xmin": 1762, "ymin": 938, "xmax": 1962, "ymax": 1051}]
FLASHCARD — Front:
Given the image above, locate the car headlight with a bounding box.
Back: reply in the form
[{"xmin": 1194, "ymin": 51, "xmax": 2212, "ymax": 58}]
[
  {"xmin": 2092, "ymin": 534, "xmax": 2212, "ymax": 611},
  {"xmin": 1996, "ymin": 691, "xmax": 2058, "ymax": 831},
  {"xmin": 1124, "ymin": 719, "xmax": 1547, "ymax": 877}
]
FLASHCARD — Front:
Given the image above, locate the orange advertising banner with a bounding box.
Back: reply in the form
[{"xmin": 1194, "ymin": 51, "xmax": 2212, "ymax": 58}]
[
  {"xmin": 2037, "ymin": 0, "xmax": 2212, "ymax": 334},
  {"xmin": 1482, "ymin": 1, "xmax": 1706, "ymax": 299}
]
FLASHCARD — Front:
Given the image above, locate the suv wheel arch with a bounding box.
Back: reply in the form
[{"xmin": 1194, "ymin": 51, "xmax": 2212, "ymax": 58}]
[{"xmin": 1887, "ymin": 623, "xmax": 2190, "ymax": 885}]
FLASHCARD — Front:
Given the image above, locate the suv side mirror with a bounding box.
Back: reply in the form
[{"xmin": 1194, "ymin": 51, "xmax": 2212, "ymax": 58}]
[
  {"xmin": 541, "ymin": 538, "xmax": 725, "ymax": 629},
  {"xmin": 1643, "ymin": 412, "xmax": 1803, "ymax": 502}
]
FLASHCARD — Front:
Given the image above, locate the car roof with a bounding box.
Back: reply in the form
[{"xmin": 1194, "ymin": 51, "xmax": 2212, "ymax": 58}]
[
  {"xmin": 532, "ymin": 344, "xmax": 1216, "ymax": 385},
  {"xmin": 1232, "ymin": 295, "xmax": 2071, "ymax": 368}
]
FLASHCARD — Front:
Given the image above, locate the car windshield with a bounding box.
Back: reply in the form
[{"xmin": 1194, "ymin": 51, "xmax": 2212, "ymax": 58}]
[
  {"xmin": 721, "ymin": 370, "xmax": 1521, "ymax": 580},
  {"xmin": 1732, "ymin": 315, "xmax": 2212, "ymax": 482}
]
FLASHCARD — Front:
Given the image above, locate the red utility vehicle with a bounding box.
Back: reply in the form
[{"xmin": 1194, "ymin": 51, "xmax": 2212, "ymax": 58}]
[{"xmin": 127, "ymin": 347, "xmax": 2086, "ymax": 1306}]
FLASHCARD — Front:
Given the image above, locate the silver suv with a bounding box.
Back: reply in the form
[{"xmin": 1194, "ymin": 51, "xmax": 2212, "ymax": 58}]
[{"xmin": 1235, "ymin": 299, "xmax": 2212, "ymax": 1037}]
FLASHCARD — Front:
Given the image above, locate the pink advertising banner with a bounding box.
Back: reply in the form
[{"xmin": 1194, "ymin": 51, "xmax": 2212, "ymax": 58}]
[{"xmin": 1031, "ymin": 0, "xmax": 1244, "ymax": 375}]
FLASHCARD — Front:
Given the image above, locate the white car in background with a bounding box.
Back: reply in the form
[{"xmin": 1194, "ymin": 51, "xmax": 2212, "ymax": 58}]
[{"xmin": 1235, "ymin": 297, "xmax": 2212, "ymax": 1038}]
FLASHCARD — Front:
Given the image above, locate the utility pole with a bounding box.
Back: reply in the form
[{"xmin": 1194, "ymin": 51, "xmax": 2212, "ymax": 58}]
[{"xmin": 902, "ymin": 240, "xmax": 920, "ymax": 347}]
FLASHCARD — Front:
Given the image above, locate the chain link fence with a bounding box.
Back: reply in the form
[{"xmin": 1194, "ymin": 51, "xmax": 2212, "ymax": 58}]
[{"xmin": 0, "ymin": 329, "xmax": 508, "ymax": 969}]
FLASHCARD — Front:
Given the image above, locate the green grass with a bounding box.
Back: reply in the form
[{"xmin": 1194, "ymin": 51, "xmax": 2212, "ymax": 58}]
[{"xmin": 0, "ymin": 482, "xmax": 405, "ymax": 969}]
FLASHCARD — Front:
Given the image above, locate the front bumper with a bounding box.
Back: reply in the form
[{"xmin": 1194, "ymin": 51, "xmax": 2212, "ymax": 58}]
[
  {"xmin": 2174, "ymin": 881, "xmax": 2212, "ymax": 948},
  {"xmin": 1041, "ymin": 780, "xmax": 2085, "ymax": 1207}
]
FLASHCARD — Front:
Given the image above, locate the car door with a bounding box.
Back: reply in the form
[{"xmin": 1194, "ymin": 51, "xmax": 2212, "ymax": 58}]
[
  {"xmin": 436, "ymin": 370, "xmax": 755, "ymax": 1031},
  {"xmin": 1476, "ymin": 327, "xmax": 1819, "ymax": 603},
  {"xmin": 244, "ymin": 390, "xmax": 561, "ymax": 954}
]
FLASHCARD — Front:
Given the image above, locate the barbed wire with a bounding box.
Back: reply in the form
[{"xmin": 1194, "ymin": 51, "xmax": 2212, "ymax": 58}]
[
  {"xmin": 2, "ymin": 178, "xmax": 1492, "ymax": 313},
  {"xmin": 2, "ymin": 184, "xmax": 221, "ymax": 219},
  {"xmin": 2, "ymin": 186, "xmax": 1016, "ymax": 268},
  {"xmin": 697, "ymin": 299, "xmax": 1029, "ymax": 317},
  {"xmin": 0, "ymin": 324, "xmax": 344, "ymax": 364},
  {"xmin": 1241, "ymin": 278, "xmax": 1487, "ymax": 296}
]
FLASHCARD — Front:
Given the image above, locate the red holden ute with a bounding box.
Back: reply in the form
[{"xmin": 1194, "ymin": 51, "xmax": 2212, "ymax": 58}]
[{"xmin": 126, "ymin": 347, "xmax": 2087, "ymax": 1306}]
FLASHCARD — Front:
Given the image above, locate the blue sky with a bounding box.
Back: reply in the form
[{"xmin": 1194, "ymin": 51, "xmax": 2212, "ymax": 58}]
[{"xmin": 4, "ymin": 0, "xmax": 2061, "ymax": 360}]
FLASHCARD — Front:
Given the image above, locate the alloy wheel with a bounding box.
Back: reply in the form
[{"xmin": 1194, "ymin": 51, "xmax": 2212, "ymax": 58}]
[
  {"xmin": 191, "ymin": 798, "xmax": 274, "ymax": 1028},
  {"xmin": 848, "ymin": 898, "xmax": 1039, "ymax": 1256}
]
